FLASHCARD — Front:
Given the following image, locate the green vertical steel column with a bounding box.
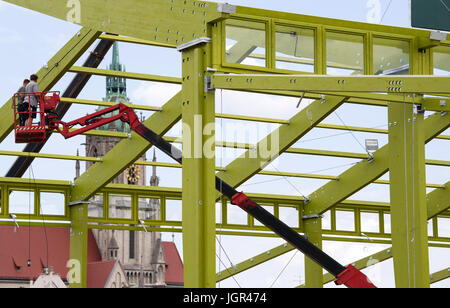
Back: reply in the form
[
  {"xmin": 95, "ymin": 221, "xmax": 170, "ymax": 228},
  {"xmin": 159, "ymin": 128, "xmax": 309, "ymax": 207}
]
[
  {"xmin": 69, "ymin": 202, "xmax": 89, "ymax": 288},
  {"xmin": 181, "ymin": 44, "xmax": 216, "ymax": 288},
  {"xmin": 388, "ymin": 100, "xmax": 430, "ymax": 288},
  {"xmin": 303, "ymin": 217, "xmax": 324, "ymax": 288}
]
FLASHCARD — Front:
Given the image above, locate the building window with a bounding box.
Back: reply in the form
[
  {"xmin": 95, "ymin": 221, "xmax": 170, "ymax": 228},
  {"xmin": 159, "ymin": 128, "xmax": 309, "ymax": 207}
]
[{"xmin": 129, "ymin": 230, "xmax": 135, "ymax": 259}]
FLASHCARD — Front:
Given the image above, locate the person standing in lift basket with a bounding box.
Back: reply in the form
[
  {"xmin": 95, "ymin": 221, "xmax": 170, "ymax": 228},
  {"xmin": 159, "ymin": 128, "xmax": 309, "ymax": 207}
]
[
  {"xmin": 16, "ymin": 79, "xmax": 30, "ymax": 126},
  {"xmin": 23, "ymin": 74, "xmax": 39, "ymax": 127}
]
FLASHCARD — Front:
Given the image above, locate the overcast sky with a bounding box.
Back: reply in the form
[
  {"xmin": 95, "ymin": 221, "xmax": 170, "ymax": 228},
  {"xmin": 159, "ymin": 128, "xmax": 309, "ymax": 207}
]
[{"xmin": 0, "ymin": 0, "xmax": 448, "ymax": 288}]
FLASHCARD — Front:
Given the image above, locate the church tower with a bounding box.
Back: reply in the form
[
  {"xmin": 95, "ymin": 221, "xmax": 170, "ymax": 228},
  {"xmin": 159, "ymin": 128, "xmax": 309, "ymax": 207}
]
[{"xmin": 77, "ymin": 42, "xmax": 166, "ymax": 288}]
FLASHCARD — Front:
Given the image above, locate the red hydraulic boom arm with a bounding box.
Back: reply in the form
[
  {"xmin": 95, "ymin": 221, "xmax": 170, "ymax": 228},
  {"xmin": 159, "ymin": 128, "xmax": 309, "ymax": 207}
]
[{"xmin": 16, "ymin": 97, "xmax": 376, "ymax": 289}]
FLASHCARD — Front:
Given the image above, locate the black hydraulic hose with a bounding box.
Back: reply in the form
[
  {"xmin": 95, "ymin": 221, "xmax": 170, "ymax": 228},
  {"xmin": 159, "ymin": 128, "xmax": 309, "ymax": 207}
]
[
  {"xmin": 241, "ymin": 204, "xmax": 346, "ymax": 277},
  {"xmin": 134, "ymin": 123, "xmax": 347, "ymax": 277}
]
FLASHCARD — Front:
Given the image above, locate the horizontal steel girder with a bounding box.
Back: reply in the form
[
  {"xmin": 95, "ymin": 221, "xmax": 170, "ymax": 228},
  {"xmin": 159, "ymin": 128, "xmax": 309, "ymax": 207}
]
[
  {"xmin": 68, "ymin": 66, "xmax": 182, "ymax": 84},
  {"xmin": 210, "ymin": 74, "xmax": 450, "ymax": 96},
  {"xmin": 3, "ymin": 0, "xmax": 224, "ymax": 45},
  {"xmin": 0, "ymin": 150, "xmax": 446, "ymax": 188}
]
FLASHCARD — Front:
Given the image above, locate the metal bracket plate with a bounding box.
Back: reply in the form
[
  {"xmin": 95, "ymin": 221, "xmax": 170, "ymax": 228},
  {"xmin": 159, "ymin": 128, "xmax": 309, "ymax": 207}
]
[
  {"xmin": 205, "ymin": 75, "xmax": 215, "ymax": 92},
  {"xmin": 217, "ymin": 3, "xmax": 237, "ymax": 14},
  {"xmin": 430, "ymin": 31, "xmax": 448, "ymax": 41},
  {"xmin": 177, "ymin": 37, "xmax": 212, "ymax": 52},
  {"xmin": 302, "ymin": 214, "xmax": 323, "ymax": 220},
  {"xmin": 68, "ymin": 200, "xmax": 90, "ymax": 207}
]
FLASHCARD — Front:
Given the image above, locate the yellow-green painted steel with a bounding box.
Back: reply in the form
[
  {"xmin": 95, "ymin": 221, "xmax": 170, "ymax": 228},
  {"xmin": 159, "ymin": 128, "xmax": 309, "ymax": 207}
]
[
  {"xmin": 216, "ymin": 243, "xmax": 295, "ymax": 282},
  {"xmin": 69, "ymin": 202, "xmax": 89, "ymax": 288},
  {"xmin": 216, "ymin": 95, "xmax": 347, "ymax": 197},
  {"xmin": 423, "ymin": 98, "xmax": 450, "ymax": 112},
  {"xmin": 2, "ymin": 0, "xmax": 450, "ymax": 289},
  {"xmin": 427, "ymin": 182, "xmax": 450, "ymax": 218},
  {"xmin": 3, "ymin": 0, "xmax": 224, "ymax": 46},
  {"xmin": 0, "ymin": 150, "xmax": 102, "ymax": 163},
  {"xmin": 68, "ymin": 66, "xmax": 182, "ymax": 84},
  {"xmin": 388, "ymin": 102, "xmax": 430, "ymax": 288},
  {"xmin": 298, "ymin": 248, "xmax": 393, "ymax": 288},
  {"xmin": 211, "ymin": 74, "xmax": 450, "ymax": 95},
  {"xmin": 305, "ymin": 111, "xmax": 450, "ymax": 217},
  {"xmin": 98, "ymin": 34, "xmax": 177, "ymax": 49},
  {"xmin": 60, "ymin": 97, "xmax": 164, "ymax": 112},
  {"xmin": 430, "ymin": 268, "xmax": 450, "ymax": 285},
  {"xmin": 181, "ymin": 44, "xmax": 216, "ymax": 288},
  {"xmin": 303, "ymin": 217, "xmax": 323, "ymax": 288},
  {"xmin": 0, "ymin": 27, "xmax": 100, "ymax": 142}
]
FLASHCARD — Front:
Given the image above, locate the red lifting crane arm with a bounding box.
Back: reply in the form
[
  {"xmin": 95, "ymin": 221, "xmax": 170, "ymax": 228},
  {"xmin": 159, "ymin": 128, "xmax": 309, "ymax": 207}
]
[
  {"xmin": 15, "ymin": 97, "xmax": 376, "ymax": 288},
  {"xmin": 46, "ymin": 103, "xmax": 142, "ymax": 139}
]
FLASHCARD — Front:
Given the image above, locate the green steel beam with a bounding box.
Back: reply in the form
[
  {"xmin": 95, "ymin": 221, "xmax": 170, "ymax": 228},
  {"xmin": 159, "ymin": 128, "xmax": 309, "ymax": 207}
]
[
  {"xmin": 0, "ymin": 27, "xmax": 100, "ymax": 142},
  {"xmin": 216, "ymin": 243, "xmax": 295, "ymax": 282},
  {"xmin": 69, "ymin": 201, "xmax": 89, "ymax": 288},
  {"xmin": 388, "ymin": 100, "xmax": 430, "ymax": 288},
  {"xmin": 3, "ymin": 176, "xmax": 446, "ymax": 215},
  {"xmin": 70, "ymin": 92, "xmax": 182, "ymax": 202},
  {"xmin": 216, "ymin": 95, "xmax": 348, "ymax": 198},
  {"xmin": 305, "ymin": 111, "xmax": 450, "ymax": 217},
  {"xmin": 427, "ymin": 181, "xmax": 450, "ymax": 219},
  {"xmin": 303, "ymin": 216, "xmax": 323, "ymax": 288},
  {"xmin": 215, "ymin": 81, "xmax": 417, "ymax": 106},
  {"xmin": 0, "ymin": 150, "xmax": 101, "ymax": 163},
  {"xmin": 60, "ymin": 97, "xmax": 163, "ymax": 112},
  {"xmin": 298, "ymin": 248, "xmax": 393, "ymax": 288},
  {"xmin": 1, "ymin": 176, "xmax": 448, "ymax": 241},
  {"xmin": 430, "ymin": 268, "xmax": 450, "ymax": 285},
  {"xmin": 423, "ymin": 98, "xmax": 450, "ymax": 112},
  {"xmin": 0, "ymin": 177, "xmax": 72, "ymax": 188},
  {"xmin": 210, "ymin": 74, "xmax": 450, "ymax": 95},
  {"xmin": 181, "ymin": 44, "xmax": 216, "ymax": 288},
  {"xmin": 68, "ymin": 66, "xmax": 182, "ymax": 84},
  {"xmin": 3, "ymin": 0, "xmax": 224, "ymax": 45},
  {"xmin": 296, "ymin": 184, "xmax": 450, "ymax": 288},
  {"xmin": 299, "ymin": 248, "xmax": 450, "ymax": 287},
  {"xmin": 98, "ymin": 34, "xmax": 177, "ymax": 49},
  {"xmin": 217, "ymin": 184, "xmax": 450, "ymax": 286},
  {"xmin": 0, "ymin": 150, "xmax": 446, "ymax": 189}
]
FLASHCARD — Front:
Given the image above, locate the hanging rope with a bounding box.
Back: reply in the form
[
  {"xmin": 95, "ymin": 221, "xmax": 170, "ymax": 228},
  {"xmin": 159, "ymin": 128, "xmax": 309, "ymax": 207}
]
[
  {"xmin": 217, "ymin": 89, "xmax": 225, "ymax": 288},
  {"xmin": 216, "ymin": 252, "xmax": 242, "ymax": 288},
  {"xmin": 27, "ymin": 166, "xmax": 32, "ymax": 268},
  {"xmin": 333, "ymin": 110, "xmax": 371, "ymax": 155},
  {"xmin": 269, "ymin": 250, "xmax": 299, "ymax": 288},
  {"xmin": 298, "ymin": 123, "xmax": 388, "ymax": 144},
  {"xmin": 241, "ymin": 162, "xmax": 359, "ymax": 188}
]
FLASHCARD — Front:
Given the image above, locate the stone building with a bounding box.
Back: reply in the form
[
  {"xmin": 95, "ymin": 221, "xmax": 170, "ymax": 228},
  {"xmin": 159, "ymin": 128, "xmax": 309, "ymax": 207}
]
[{"xmin": 77, "ymin": 42, "xmax": 167, "ymax": 288}]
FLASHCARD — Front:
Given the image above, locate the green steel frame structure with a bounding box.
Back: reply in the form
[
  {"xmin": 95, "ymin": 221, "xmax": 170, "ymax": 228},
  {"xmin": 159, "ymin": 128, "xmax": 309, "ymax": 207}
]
[{"xmin": 0, "ymin": 0, "xmax": 449, "ymax": 288}]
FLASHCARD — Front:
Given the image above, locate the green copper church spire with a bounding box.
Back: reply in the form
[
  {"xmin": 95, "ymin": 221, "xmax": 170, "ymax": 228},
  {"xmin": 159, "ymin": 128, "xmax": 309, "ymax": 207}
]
[
  {"xmin": 106, "ymin": 42, "xmax": 127, "ymax": 100},
  {"xmin": 99, "ymin": 42, "xmax": 131, "ymax": 132}
]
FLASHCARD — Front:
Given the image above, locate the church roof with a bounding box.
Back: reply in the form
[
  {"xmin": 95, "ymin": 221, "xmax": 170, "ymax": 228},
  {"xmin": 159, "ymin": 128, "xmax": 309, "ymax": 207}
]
[
  {"xmin": 87, "ymin": 260, "xmax": 117, "ymax": 288},
  {"xmin": 162, "ymin": 242, "xmax": 184, "ymax": 286},
  {"xmin": 0, "ymin": 226, "xmax": 184, "ymax": 287},
  {"xmin": 0, "ymin": 226, "xmax": 101, "ymax": 281}
]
